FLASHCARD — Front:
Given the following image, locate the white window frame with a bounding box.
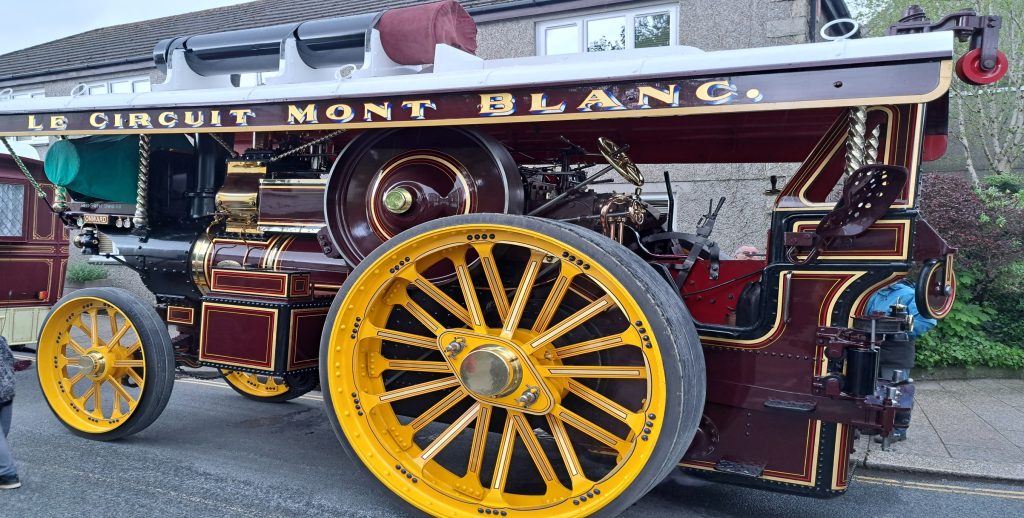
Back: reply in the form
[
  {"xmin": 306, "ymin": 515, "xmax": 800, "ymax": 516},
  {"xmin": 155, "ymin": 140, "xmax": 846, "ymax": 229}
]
[
  {"xmin": 81, "ymin": 76, "xmax": 152, "ymax": 96},
  {"xmin": 8, "ymin": 89, "xmax": 47, "ymax": 144},
  {"xmin": 536, "ymin": 3, "xmax": 680, "ymax": 56}
]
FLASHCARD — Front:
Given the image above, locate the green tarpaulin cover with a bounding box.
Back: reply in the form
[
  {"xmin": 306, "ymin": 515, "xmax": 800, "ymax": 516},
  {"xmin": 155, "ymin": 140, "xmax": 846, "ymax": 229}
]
[{"xmin": 44, "ymin": 135, "xmax": 192, "ymax": 203}]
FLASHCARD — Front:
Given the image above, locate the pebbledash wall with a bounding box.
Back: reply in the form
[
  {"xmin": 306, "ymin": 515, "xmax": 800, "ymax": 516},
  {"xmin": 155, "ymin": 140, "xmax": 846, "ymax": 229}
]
[{"xmin": 0, "ymin": 0, "xmax": 851, "ymax": 296}]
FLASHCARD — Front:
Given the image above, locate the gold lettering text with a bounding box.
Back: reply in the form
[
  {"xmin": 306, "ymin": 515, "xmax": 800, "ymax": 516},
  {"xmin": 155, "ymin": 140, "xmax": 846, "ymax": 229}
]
[
  {"xmin": 529, "ymin": 93, "xmax": 565, "ymax": 114},
  {"xmin": 128, "ymin": 113, "xmax": 152, "ymax": 129},
  {"xmin": 287, "ymin": 104, "xmax": 318, "ymax": 124},
  {"xmin": 184, "ymin": 111, "xmax": 204, "ymax": 127},
  {"xmin": 157, "ymin": 112, "xmax": 178, "ymax": 127},
  {"xmin": 695, "ymin": 80, "xmax": 735, "ymax": 104},
  {"xmin": 363, "ymin": 102, "xmax": 392, "ymax": 122},
  {"xmin": 577, "ymin": 89, "xmax": 624, "ymax": 112},
  {"xmin": 89, "ymin": 113, "xmax": 109, "ymax": 129},
  {"xmin": 402, "ymin": 99, "xmax": 436, "ymax": 120},
  {"xmin": 479, "ymin": 93, "xmax": 515, "ymax": 117},
  {"xmin": 229, "ymin": 109, "xmax": 255, "ymax": 126},
  {"xmin": 27, "ymin": 115, "xmax": 43, "ymax": 130},
  {"xmin": 50, "ymin": 115, "xmax": 68, "ymax": 130},
  {"xmin": 325, "ymin": 104, "xmax": 354, "ymax": 123},
  {"xmin": 638, "ymin": 85, "xmax": 680, "ymax": 108}
]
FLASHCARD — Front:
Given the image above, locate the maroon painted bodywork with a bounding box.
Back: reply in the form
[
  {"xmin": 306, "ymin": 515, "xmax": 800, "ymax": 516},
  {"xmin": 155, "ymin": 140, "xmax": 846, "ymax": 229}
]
[{"xmin": 0, "ymin": 155, "xmax": 68, "ymax": 309}]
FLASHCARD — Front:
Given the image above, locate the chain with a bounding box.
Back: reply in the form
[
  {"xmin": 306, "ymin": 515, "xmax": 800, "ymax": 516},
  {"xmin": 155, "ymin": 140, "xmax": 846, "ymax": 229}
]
[
  {"xmin": 0, "ymin": 136, "xmax": 52, "ymax": 201},
  {"xmin": 209, "ymin": 132, "xmax": 239, "ymax": 158},
  {"xmin": 266, "ymin": 129, "xmax": 346, "ymax": 164}
]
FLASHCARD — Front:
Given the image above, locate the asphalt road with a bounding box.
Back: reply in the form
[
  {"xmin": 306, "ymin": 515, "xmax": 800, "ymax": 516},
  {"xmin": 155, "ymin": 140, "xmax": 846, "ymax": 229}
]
[{"xmin": 5, "ymin": 349, "xmax": 1023, "ymax": 517}]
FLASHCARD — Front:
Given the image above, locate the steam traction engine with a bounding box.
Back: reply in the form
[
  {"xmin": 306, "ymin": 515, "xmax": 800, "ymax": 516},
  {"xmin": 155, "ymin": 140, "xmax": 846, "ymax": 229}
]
[{"xmin": 0, "ymin": 2, "xmax": 1004, "ymax": 516}]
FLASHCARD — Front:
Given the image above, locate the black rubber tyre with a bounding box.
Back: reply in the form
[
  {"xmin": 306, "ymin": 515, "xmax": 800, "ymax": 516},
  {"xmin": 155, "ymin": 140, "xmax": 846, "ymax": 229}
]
[
  {"xmin": 320, "ymin": 213, "xmax": 706, "ymax": 517},
  {"xmin": 37, "ymin": 287, "xmax": 175, "ymax": 441}
]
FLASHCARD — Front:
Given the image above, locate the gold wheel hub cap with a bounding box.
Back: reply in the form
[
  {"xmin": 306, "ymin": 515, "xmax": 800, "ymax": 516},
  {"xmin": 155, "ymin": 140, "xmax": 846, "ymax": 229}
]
[
  {"xmin": 459, "ymin": 345, "xmax": 522, "ymax": 398},
  {"xmin": 80, "ymin": 351, "xmax": 108, "ymax": 378},
  {"xmin": 382, "ymin": 187, "xmax": 414, "ymax": 214}
]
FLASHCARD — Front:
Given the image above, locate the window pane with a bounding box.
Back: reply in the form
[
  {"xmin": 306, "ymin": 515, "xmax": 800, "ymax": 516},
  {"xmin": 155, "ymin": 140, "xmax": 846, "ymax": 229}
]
[
  {"xmin": 110, "ymin": 81, "xmax": 132, "ymax": 94},
  {"xmin": 545, "ymin": 24, "xmax": 579, "ymax": 55},
  {"xmin": 88, "ymin": 84, "xmax": 108, "ymax": 95},
  {"xmin": 634, "ymin": 12, "xmax": 672, "ymax": 48},
  {"xmin": 133, "ymin": 79, "xmax": 151, "ymax": 93},
  {"xmin": 0, "ymin": 183, "xmax": 25, "ymax": 237},
  {"xmin": 586, "ymin": 16, "xmax": 625, "ymax": 52}
]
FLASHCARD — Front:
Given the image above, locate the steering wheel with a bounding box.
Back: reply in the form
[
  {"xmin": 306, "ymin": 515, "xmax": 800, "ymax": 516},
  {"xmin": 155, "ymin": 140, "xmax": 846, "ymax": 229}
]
[{"xmin": 597, "ymin": 137, "xmax": 645, "ymax": 187}]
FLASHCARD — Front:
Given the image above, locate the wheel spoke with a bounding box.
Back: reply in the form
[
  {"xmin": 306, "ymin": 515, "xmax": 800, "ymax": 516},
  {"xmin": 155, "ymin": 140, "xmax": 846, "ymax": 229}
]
[
  {"xmin": 546, "ymin": 414, "xmax": 588, "ymax": 490},
  {"xmin": 501, "ymin": 250, "xmax": 546, "ymax": 338},
  {"xmin": 554, "ymin": 405, "xmax": 630, "ymax": 455},
  {"xmin": 540, "ymin": 365, "xmax": 648, "ymax": 379},
  {"xmin": 67, "ymin": 337, "xmax": 88, "ymax": 356},
  {"xmin": 87, "ymin": 309, "xmax": 101, "ymax": 347},
  {"xmin": 467, "ymin": 404, "xmax": 493, "ymax": 477},
  {"xmin": 411, "ymin": 274, "xmax": 473, "ymax": 327},
  {"xmin": 525, "ymin": 295, "xmax": 614, "ymax": 352},
  {"xmin": 566, "ymin": 380, "xmax": 634, "ymax": 424},
  {"xmin": 510, "ymin": 411, "xmax": 557, "ymax": 484},
  {"xmin": 125, "ymin": 367, "xmax": 145, "ymax": 388},
  {"xmin": 112, "ymin": 359, "xmax": 145, "ymax": 368},
  {"xmin": 474, "ymin": 243, "xmax": 509, "ymax": 322},
  {"xmin": 555, "ymin": 332, "xmax": 631, "ymax": 358},
  {"xmin": 410, "ymin": 387, "xmax": 468, "ymax": 431},
  {"xmin": 122, "ymin": 341, "xmax": 142, "ymax": 356},
  {"xmin": 490, "ymin": 412, "xmax": 518, "ymax": 491},
  {"xmin": 531, "ymin": 267, "xmax": 579, "ymax": 333},
  {"xmin": 107, "ymin": 376, "xmax": 138, "ymax": 405},
  {"xmin": 107, "ymin": 323, "xmax": 131, "ymax": 349},
  {"xmin": 452, "ymin": 254, "xmax": 486, "ymax": 328},
  {"xmin": 65, "ymin": 370, "xmax": 86, "ymax": 388},
  {"xmin": 372, "ymin": 327, "xmax": 438, "ymax": 350},
  {"xmin": 386, "ymin": 359, "xmax": 452, "ymax": 374},
  {"xmin": 377, "ymin": 376, "xmax": 461, "ymax": 403},
  {"xmin": 399, "ymin": 295, "xmax": 446, "ymax": 336},
  {"xmin": 415, "ymin": 402, "xmax": 480, "ymax": 467},
  {"xmin": 108, "ymin": 311, "xmax": 120, "ymax": 339}
]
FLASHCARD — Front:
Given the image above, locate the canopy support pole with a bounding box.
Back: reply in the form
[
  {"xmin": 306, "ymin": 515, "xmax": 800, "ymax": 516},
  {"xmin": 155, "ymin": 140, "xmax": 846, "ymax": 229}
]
[{"xmin": 132, "ymin": 134, "xmax": 151, "ymax": 237}]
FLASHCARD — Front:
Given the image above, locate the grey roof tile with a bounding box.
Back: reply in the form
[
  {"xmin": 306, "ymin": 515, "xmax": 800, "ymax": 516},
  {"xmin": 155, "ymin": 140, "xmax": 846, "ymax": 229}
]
[{"xmin": 0, "ymin": 0, "xmax": 520, "ymax": 80}]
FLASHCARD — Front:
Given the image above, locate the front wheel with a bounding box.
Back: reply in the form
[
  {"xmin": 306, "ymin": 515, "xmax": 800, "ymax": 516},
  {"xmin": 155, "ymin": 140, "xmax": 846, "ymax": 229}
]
[
  {"xmin": 320, "ymin": 214, "xmax": 705, "ymax": 517},
  {"xmin": 37, "ymin": 287, "xmax": 175, "ymax": 440}
]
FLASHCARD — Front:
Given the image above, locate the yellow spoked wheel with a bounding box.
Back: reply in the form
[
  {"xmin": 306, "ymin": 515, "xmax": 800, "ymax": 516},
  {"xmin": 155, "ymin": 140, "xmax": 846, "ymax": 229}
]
[
  {"xmin": 37, "ymin": 287, "xmax": 175, "ymax": 440},
  {"xmin": 321, "ymin": 214, "xmax": 705, "ymax": 517},
  {"xmin": 220, "ymin": 369, "xmax": 316, "ymax": 402}
]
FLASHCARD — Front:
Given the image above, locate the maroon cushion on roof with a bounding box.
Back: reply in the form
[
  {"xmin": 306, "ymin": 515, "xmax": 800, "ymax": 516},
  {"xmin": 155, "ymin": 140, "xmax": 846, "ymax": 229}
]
[{"xmin": 377, "ymin": 0, "xmax": 477, "ymax": 65}]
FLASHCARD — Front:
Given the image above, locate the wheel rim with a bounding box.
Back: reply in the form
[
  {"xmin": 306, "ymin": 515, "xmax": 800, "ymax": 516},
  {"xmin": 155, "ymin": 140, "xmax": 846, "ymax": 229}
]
[
  {"xmin": 325, "ymin": 222, "xmax": 670, "ymax": 516},
  {"xmin": 38, "ymin": 296, "xmax": 146, "ymax": 434},
  {"xmin": 221, "ymin": 370, "xmax": 290, "ymax": 397}
]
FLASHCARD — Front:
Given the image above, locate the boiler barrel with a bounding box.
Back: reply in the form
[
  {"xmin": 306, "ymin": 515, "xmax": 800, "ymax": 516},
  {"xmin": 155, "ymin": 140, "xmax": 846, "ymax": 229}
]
[{"xmin": 192, "ymin": 234, "xmax": 348, "ymax": 295}]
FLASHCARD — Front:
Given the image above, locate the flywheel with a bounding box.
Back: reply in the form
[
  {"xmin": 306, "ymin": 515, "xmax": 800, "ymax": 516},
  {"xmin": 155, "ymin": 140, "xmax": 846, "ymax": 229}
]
[
  {"xmin": 324, "ymin": 127, "xmax": 523, "ymax": 266},
  {"xmin": 320, "ymin": 214, "xmax": 705, "ymax": 517}
]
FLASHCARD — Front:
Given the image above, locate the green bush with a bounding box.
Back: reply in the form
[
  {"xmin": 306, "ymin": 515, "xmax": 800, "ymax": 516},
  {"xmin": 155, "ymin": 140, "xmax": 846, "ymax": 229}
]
[
  {"xmin": 917, "ymin": 174, "xmax": 1024, "ymax": 370},
  {"xmin": 66, "ymin": 262, "xmax": 109, "ymax": 283}
]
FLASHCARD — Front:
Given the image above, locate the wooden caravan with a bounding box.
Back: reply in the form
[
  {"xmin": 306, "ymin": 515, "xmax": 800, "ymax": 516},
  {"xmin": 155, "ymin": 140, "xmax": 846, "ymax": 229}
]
[
  {"xmin": 0, "ymin": 152, "xmax": 68, "ymax": 345},
  {"xmin": 0, "ymin": 1, "xmax": 1007, "ymax": 515}
]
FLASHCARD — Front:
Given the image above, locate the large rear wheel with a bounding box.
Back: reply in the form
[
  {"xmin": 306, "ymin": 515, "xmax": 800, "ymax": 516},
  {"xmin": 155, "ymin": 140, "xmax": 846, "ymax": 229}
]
[
  {"xmin": 321, "ymin": 214, "xmax": 705, "ymax": 517},
  {"xmin": 37, "ymin": 287, "xmax": 175, "ymax": 440}
]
